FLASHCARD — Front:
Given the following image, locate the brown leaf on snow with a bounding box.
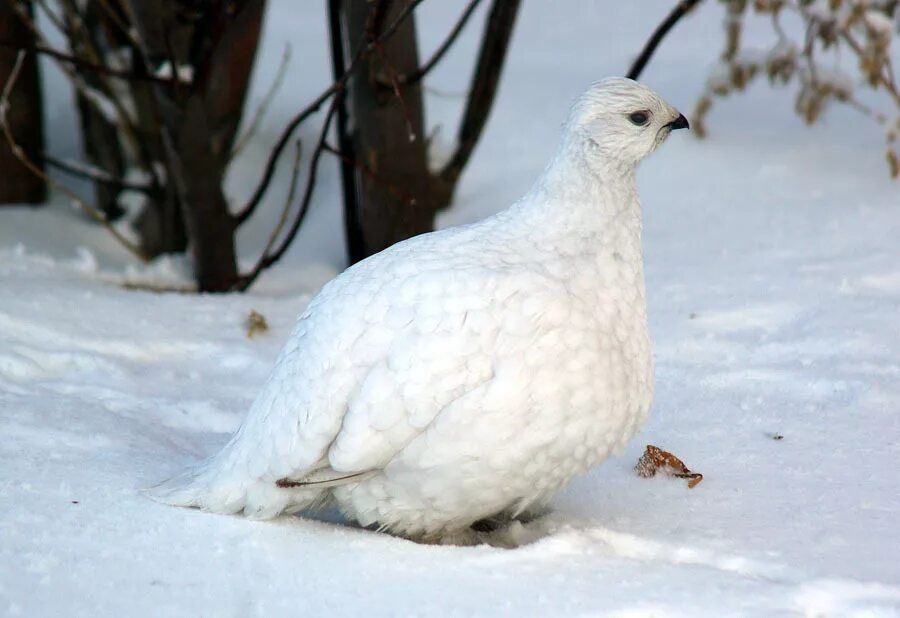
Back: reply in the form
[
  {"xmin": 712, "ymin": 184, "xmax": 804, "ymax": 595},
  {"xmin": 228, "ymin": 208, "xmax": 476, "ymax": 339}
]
[
  {"xmin": 635, "ymin": 444, "xmax": 703, "ymax": 489},
  {"xmin": 245, "ymin": 310, "xmax": 269, "ymax": 339}
]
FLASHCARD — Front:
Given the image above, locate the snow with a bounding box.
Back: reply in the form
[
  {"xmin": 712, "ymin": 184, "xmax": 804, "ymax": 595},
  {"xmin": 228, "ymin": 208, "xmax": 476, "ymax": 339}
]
[
  {"xmin": 2, "ymin": 1, "xmax": 899, "ymax": 616},
  {"xmin": 153, "ymin": 61, "xmax": 195, "ymax": 85}
]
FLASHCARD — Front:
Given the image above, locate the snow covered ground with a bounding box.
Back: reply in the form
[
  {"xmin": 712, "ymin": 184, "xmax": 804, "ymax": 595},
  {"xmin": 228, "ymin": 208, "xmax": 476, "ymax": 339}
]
[{"xmin": 2, "ymin": 1, "xmax": 900, "ymax": 616}]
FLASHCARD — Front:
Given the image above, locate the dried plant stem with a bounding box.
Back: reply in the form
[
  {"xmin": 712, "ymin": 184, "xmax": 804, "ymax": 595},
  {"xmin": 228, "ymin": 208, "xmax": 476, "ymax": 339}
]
[
  {"xmin": 698, "ymin": 0, "xmax": 900, "ymax": 178},
  {"xmin": 839, "ymin": 30, "xmax": 900, "ymax": 108}
]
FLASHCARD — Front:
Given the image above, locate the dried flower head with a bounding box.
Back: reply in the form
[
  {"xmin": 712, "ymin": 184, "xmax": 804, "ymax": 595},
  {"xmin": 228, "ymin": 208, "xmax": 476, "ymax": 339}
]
[{"xmin": 696, "ymin": 0, "xmax": 900, "ymax": 178}]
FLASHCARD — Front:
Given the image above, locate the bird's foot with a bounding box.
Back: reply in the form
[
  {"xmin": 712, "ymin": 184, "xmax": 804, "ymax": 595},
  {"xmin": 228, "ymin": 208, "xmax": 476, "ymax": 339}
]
[{"xmin": 406, "ymin": 507, "xmax": 556, "ymax": 547}]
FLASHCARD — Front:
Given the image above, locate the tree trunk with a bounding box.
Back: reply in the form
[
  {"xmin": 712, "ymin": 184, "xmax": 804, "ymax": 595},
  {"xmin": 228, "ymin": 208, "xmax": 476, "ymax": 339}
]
[
  {"xmin": 331, "ymin": 0, "xmax": 520, "ymax": 264},
  {"xmin": 165, "ymin": 94, "xmax": 239, "ymax": 292},
  {"xmin": 338, "ymin": 0, "xmax": 436, "ymax": 262},
  {"xmin": 125, "ymin": 0, "xmax": 265, "ymax": 291},
  {"xmin": 0, "ymin": 0, "xmax": 45, "ymax": 205}
]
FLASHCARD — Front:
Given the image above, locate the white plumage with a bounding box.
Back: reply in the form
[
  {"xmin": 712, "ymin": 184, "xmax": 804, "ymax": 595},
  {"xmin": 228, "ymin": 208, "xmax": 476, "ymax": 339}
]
[{"xmin": 148, "ymin": 78, "xmax": 688, "ymax": 542}]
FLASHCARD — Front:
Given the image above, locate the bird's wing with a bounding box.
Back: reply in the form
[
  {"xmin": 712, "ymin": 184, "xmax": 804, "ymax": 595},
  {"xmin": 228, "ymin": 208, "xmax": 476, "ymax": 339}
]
[
  {"xmin": 265, "ymin": 277, "xmax": 503, "ymax": 487},
  {"xmin": 322, "ymin": 264, "xmax": 573, "ymax": 475},
  {"xmin": 225, "ymin": 235, "xmax": 572, "ymax": 490}
]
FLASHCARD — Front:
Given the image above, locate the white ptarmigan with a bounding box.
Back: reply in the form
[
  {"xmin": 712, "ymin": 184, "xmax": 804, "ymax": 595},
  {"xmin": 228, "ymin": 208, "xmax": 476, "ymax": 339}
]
[{"xmin": 149, "ymin": 78, "xmax": 689, "ymax": 542}]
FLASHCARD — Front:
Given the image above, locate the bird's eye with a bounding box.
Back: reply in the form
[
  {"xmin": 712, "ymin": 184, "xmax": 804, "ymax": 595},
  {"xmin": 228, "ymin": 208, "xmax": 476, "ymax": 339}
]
[{"xmin": 628, "ymin": 111, "xmax": 650, "ymax": 126}]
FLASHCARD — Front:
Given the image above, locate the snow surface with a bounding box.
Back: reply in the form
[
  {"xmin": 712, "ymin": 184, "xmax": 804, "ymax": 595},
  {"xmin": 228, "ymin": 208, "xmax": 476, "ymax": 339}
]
[{"xmin": 2, "ymin": 1, "xmax": 900, "ymax": 616}]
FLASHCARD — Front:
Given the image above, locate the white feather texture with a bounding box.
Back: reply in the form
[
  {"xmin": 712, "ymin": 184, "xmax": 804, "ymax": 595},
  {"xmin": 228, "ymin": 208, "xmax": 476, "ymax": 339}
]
[{"xmin": 147, "ymin": 78, "xmax": 688, "ymax": 540}]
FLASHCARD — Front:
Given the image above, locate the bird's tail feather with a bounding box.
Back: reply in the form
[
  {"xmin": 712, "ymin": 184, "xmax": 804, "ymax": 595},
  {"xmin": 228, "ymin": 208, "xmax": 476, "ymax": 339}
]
[{"xmin": 144, "ymin": 453, "xmax": 323, "ymax": 520}]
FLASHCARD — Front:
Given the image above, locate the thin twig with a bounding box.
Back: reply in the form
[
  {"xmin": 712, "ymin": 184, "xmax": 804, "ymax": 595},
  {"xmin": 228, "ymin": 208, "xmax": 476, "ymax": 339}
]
[
  {"xmin": 392, "ymin": 0, "xmax": 483, "ymax": 86},
  {"xmin": 771, "ymin": 9, "xmax": 787, "ymax": 40},
  {"xmin": 57, "ymin": 0, "xmax": 91, "ymax": 41},
  {"xmin": 251, "ymin": 139, "xmax": 303, "ymax": 273},
  {"xmin": 842, "ymin": 93, "xmax": 883, "ymax": 121},
  {"xmin": 0, "ymin": 51, "xmax": 148, "ymax": 261},
  {"xmin": 0, "ymin": 39, "xmax": 172, "ymax": 84},
  {"xmin": 437, "ymin": 0, "xmax": 520, "ymax": 192},
  {"xmin": 58, "ymin": 0, "xmax": 166, "ymax": 193},
  {"xmin": 883, "ymin": 54, "xmax": 898, "ymax": 97},
  {"xmin": 43, "ymin": 154, "xmax": 154, "ymax": 193},
  {"xmin": 802, "ymin": 20, "xmax": 820, "ymax": 86},
  {"xmin": 19, "ymin": 0, "xmax": 166, "ymax": 202},
  {"xmin": 234, "ymin": 99, "xmax": 340, "ymax": 291},
  {"xmin": 265, "ymin": 103, "xmax": 338, "ymax": 266},
  {"xmin": 9, "ymin": 1, "xmax": 148, "ymax": 165},
  {"xmin": 839, "ymin": 29, "xmax": 900, "ymax": 107},
  {"xmin": 627, "ymin": 0, "xmax": 704, "ymax": 80},
  {"xmin": 33, "ymin": 0, "xmax": 69, "ymax": 38},
  {"xmin": 233, "ymin": 0, "xmax": 426, "ymax": 226},
  {"xmin": 95, "ymin": 0, "xmax": 144, "ymax": 50},
  {"xmin": 231, "ymin": 43, "xmax": 292, "ymax": 159}
]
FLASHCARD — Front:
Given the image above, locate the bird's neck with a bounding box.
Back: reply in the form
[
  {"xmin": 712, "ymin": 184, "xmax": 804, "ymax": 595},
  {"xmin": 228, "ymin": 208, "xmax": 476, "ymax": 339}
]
[{"xmin": 511, "ymin": 141, "xmax": 642, "ymax": 251}]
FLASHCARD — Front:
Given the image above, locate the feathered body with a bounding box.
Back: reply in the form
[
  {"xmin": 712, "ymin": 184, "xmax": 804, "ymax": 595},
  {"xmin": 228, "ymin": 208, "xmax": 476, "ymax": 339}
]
[{"xmin": 149, "ymin": 78, "xmax": 688, "ymax": 541}]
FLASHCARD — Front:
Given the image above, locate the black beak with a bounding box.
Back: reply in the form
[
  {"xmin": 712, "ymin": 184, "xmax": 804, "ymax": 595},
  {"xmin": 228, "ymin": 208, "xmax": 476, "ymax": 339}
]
[{"xmin": 666, "ymin": 113, "xmax": 690, "ymax": 131}]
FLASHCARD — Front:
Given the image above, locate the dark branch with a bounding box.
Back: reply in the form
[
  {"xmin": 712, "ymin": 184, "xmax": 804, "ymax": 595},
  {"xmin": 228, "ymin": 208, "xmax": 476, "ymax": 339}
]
[
  {"xmin": 231, "ymin": 73, "xmax": 336, "ymax": 225},
  {"xmin": 232, "ymin": 44, "xmax": 291, "ymax": 158},
  {"xmin": 394, "ymin": 0, "xmax": 483, "ymax": 86},
  {"xmin": 233, "ymin": 99, "xmax": 339, "ymax": 291},
  {"xmin": 262, "ymin": 103, "xmax": 337, "ymax": 269},
  {"xmin": 233, "ymin": 0, "xmax": 426, "ymax": 227},
  {"xmin": 240, "ymin": 139, "xmax": 303, "ymax": 289},
  {"xmin": 438, "ymin": 0, "xmax": 520, "ymax": 192},
  {"xmin": 94, "ymin": 0, "xmax": 143, "ymax": 50},
  {"xmin": 43, "ymin": 154, "xmax": 155, "ymax": 193},
  {"xmin": 0, "ymin": 39, "xmax": 173, "ymax": 85},
  {"xmin": 626, "ymin": 0, "xmax": 703, "ymax": 80}
]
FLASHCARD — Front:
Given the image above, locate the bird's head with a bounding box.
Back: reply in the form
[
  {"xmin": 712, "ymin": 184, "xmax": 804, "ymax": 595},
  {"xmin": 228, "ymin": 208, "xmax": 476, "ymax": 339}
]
[{"xmin": 564, "ymin": 77, "xmax": 688, "ymax": 170}]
